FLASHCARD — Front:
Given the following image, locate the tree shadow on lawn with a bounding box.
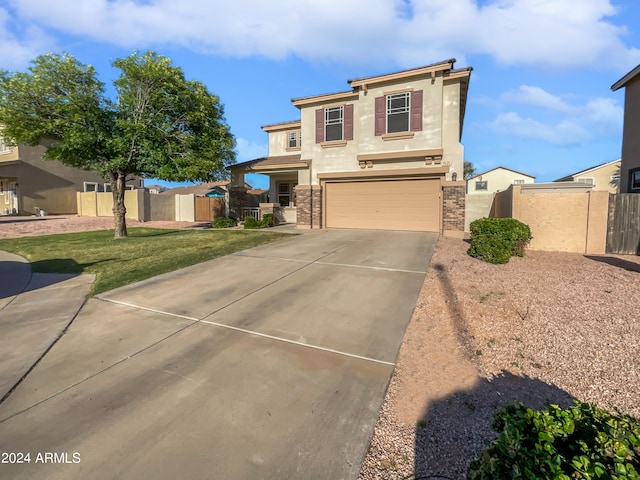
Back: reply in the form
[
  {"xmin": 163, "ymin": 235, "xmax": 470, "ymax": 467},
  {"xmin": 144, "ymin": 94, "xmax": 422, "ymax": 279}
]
[{"xmin": 414, "ymin": 372, "xmax": 575, "ymax": 480}]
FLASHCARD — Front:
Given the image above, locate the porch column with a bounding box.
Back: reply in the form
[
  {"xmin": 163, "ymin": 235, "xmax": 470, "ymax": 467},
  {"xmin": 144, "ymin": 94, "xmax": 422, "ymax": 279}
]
[
  {"xmin": 295, "ymin": 185, "xmax": 322, "ymax": 229},
  {"xmin": 228, "ymin": 186, "xmax": 247, "ymax": 220},
  {"xmin": 258, "ymin": 203, "xmax": 281, "ymax": 225},
  {"xmin": 442, "ymin": 181, "xmax": 466, "ymax": 238}
]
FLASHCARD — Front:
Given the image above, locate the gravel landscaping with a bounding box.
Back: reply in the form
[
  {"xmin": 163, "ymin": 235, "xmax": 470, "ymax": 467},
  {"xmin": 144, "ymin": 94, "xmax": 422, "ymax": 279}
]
[{"xmin": 359, "ymin": 236, "xmax": 640, "ymax": 480}]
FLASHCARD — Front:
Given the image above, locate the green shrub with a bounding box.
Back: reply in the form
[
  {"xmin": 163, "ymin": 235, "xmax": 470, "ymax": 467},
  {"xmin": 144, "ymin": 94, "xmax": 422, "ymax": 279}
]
[
  {"xmin": 243, "ymin": 216, "xmax": 262, "ymax": 229},
  {"xmin": 212, "ymin": 216, "xmax": 236, "ymax": 228},
  {"xmin": 468, "ymin": 401, "xmax": 640, "ymax": 480},
  {"xmin": 261, "ymin": 213, "xmax": 277, "ymax": 227},
  {"xmin": 468, "ymin": 218, "xmax": 532, "ymax": 264}
]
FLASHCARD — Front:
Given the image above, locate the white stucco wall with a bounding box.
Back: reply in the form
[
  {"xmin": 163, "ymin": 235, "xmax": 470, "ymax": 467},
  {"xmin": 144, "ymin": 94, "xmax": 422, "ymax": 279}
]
[{"xmin": 467, "ymin": 168, "xmax": 534, "ymax": 194}]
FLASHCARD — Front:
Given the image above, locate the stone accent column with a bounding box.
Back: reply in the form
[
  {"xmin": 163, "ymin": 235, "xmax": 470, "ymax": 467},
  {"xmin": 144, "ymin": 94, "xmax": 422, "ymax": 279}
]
[
  {"xmin": 295, "ymin": 185, "xmax": 323, "ymax": 229},
  {"xmin": 228, "ymin": 186, "xmax": 247, "ymax": 220},
  {"xmin": 258, "ymin": 203, "xmax": 281, "ymax": 225},
  {"xmin": 442, "ymin": 182, "xmax": 466, "ymax": 237}
]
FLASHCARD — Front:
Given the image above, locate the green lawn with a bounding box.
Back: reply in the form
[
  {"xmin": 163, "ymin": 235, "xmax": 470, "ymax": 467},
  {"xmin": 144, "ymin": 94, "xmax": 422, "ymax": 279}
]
[{"xmin": 0, "ymin": 228, "xmax": 291, "ymax": 295}]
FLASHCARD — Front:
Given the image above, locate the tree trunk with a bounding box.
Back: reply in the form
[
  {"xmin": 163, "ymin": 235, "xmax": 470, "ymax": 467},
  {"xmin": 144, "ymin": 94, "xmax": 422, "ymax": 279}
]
[{"xmin": 111, "ymin": 172, "xmax": 128, "ymax": 239}]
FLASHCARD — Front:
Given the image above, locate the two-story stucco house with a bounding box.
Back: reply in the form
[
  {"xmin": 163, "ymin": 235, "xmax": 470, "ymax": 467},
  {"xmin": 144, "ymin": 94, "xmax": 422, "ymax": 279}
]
[
  {"xmin": 229, "ymin": 59, "xmax": 472, "ymax": 235},
  {"xmin": 612, "ymin": 64, "xmax": 640, "ymax": 193},
  {"xmin": 0, "ymin": 138, "xmax": 142, "ymax": 215}
]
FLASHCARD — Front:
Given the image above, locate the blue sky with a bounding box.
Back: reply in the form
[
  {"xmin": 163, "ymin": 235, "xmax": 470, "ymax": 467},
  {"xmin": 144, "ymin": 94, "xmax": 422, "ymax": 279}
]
[{"xmin": 2, "ymin": 0, "xmax": 640, "ymax": 189}]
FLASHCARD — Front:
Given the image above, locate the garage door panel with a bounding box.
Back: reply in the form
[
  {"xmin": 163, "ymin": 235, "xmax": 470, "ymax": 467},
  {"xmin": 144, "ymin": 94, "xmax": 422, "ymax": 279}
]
[{"xmin": 325, "ymin": 179, "xmax": 440, "ymax": 232}]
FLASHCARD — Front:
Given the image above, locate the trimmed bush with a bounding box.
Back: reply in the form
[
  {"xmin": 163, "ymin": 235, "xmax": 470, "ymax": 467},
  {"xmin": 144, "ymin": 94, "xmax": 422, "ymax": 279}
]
[
  {"xmin": 261, "ymin": 213, "xmax": 276, "ymax": 227},
  {"xmin": 469, "ymin": 401, "xmax": 640, "ymax": 480},
  {"xmin": 243, "ymin": 216, "xmax": 262, "ymax": 229},
  {"xmin": 468, "ymin": 218, "xmax": 532, "ymax": 264},
  {"xmin": 212, "ymin": 216, "xmax": 236, "ymax": 228}
]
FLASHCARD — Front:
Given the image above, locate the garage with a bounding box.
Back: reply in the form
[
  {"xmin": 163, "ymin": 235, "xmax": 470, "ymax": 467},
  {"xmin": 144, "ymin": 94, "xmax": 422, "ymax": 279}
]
[{"xmin": 324, "ymin": 177, "xmax": 441, "ymax": 232}]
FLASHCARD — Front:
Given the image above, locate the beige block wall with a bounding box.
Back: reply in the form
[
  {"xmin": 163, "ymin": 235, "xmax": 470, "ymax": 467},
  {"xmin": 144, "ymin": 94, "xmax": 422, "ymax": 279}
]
[
  {"xmin": 465, "ymin": 193, "xmax": 495, "ymax": 231},
  {"xmin": 77, "ymin": 190, "xmax": 144, "ymax": 221},
  {"xmin": 175, "ymin": 194, "xmax": 195, "ymax": 222},
  {"xmin": 507, "ymin": 186, "xmax": 608, "ymax": 254},
  {"xmin": 619, "ymin": 77, "xmax": 640, "ymax": 193}
]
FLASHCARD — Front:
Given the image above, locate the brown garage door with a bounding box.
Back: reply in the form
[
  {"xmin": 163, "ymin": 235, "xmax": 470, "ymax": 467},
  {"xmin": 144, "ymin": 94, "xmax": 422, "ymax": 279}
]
[{"xmin": 325, "ymin": 178, "xmax": 441, "ymax": 231}]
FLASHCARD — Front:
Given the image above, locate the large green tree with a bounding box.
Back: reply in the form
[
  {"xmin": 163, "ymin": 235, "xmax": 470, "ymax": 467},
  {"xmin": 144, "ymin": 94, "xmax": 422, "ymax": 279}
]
[{"xmin": 0, "ymin": 51, "xmax": 235, "ymax": 238}]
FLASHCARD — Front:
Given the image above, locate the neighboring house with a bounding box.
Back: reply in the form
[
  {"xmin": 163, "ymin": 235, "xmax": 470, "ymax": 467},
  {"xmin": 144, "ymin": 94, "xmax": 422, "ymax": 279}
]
[
  {"xmin": 146, "ymin": 184, "xmax": 168, "ymax": 194},
  {"xmin": 0, "ymin": 139, "xmax": 141, "ymax": 215},
  {"xmin": 229, "ymin": 59, "xmax": 472, "ymax": 233},
  {"xmin": 611, "ymin": 64, "xmax": 640, "ymax": 193},
  {"xmin": 466, "ymin": 166, "xmax": 535, "ymax": 194},
  {"xmin": 553, "ymin": 159, "xmax": 621, "ymax": 193},
  {"xmin": 465, "ymin": 166, "xmax": 535, "ymax": 231}
]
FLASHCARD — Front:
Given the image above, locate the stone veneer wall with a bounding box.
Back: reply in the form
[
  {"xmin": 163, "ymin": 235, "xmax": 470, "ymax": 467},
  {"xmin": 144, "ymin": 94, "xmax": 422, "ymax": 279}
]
[
  {"xmin": 295, "ymin": 185, "xmax": 322, "ymax": 228},
  {"xmin": 442, "ymin": 184, "xmax": 465, "ymax": 232},
  {"xmin": 228, "ymin": 187, "xmax": 247, "ymax": 220}
]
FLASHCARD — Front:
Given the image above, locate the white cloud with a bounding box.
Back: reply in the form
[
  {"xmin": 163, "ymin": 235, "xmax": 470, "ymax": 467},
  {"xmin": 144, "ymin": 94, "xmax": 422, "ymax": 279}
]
[
  {"xmin": 491, "ymin": 112, "xmax": 591, "ymax": 145},
  {"xmin": 494, "ymin": 85, "xmax": 624, "ymax": 144},
  {"xmin": 0, "ymin": 8, "xmax": 57, "ymax": 69},
  {"xmin": 235, "ymin": 137, "xmax": 267, "ymax": 163},
  {"xmin": 502, "ymin": 86, "xmax": 575, "ymax": 113},
  {"xmin": 5, "ymin": 0, "xmax": 640, "ymax": 70}
]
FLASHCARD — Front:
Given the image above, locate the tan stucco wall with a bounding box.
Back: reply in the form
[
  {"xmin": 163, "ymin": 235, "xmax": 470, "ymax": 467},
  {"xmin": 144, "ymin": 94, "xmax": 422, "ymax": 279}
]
[
  {"xmin": 175, "ymin": 194, "xmax": 195, "ymax": 222},
  {"xmin": 299, "ymin": 72, "xmax": 465, "ymax": 185},
  {"xmin": 1, "ymin": 144, "xmax": 107, "ymax": 214},
  {"xmin": 0, "ymin": 142, "xmax": 19, "ymax": 162},
  {"xmin": 465, "ymin": 193, "xmax": 495, "ymax": 231},
  {"xmin": 570, "ymin": 161, "xmax": 620, "ymax": 193},
  {"xmin": 268, "ymin": 129, "xmax": 301, "ymax": 157},
  {"xmin": 468, "ymin": 168, "xmax": 534, "ymax": 194},
  {"xmin": 507, "ymin": 186, "xmax": 608, "ymax": 254},
  {"xmin": 619, "ymin": 77, "xmax": 640, "ymax": 193},
  {"xmin": 76, "ymin": 190, "xmax": 144, "ymax": 220}
]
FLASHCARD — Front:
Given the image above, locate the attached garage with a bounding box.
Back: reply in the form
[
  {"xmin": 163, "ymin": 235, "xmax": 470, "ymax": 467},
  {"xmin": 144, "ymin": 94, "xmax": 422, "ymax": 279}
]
[{"xmin": 323, "ymin": 176, "xmax": 442, "ymax": 232}]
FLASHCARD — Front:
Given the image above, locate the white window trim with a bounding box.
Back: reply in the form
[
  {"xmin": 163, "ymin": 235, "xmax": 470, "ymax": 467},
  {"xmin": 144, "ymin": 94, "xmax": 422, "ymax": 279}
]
[
  {"xmin": 0, "ymin": 137, "xmax": 13, "ymax": 154},
  {"xmin": 324, "ymin": 106, "xmax": 344, "ymax": 142},
  {"xmin": 287, "ymin": 130, "xmax": 301, "ymax": 150},
  {"xmin": 386, "ymin": 92, "xmax": 411, "ymax": 134},
  {"xmin": 513, "ymin": 179, "xmax": 525, "ymax": 184},
  {"xmin": 83, "ymin": 182, "xmax": 98, "ymax": 192}
]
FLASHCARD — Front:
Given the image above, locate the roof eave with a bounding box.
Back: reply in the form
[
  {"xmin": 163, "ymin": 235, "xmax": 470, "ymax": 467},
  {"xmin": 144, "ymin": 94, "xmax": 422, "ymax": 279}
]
[{"xmin": 611, "ymin": 64, "xmax": 640, "ymax": 91}]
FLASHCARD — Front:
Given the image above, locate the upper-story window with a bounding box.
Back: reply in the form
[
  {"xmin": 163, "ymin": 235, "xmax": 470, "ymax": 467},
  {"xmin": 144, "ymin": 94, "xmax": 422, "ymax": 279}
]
[
  {"xmin": 325, "ymin": 106, "xmax": 344, "ymax": 142},
  {"xmin": 629, "ymin": 169, "xmax": 640, "ymax": 191},
  {"xmin": 287, "ymin": 130, "xmax": 301, "ymax": 149},
  {"xmin": 475, "ymin": 181, "xmax": 488, "ymax": 191},
  {"xmin": 0, "ymin": 137, "xmax": 13, "ymax": 154},
  {"xmin": 315, "ymin": 104, "xmax": 354, "ymax": 144},
  {"xmin": 387, "ymin": 92, "xmax": 410, "ymax": 133},
  {"xmin": 375, "ymin": 90, "xmax": 423, "ymax": 136}
]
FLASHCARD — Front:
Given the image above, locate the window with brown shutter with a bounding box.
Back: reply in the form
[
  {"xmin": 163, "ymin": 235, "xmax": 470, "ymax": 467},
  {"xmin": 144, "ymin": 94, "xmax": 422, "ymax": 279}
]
[
  {"xmin": 375, "ymin": 90, "xmax": 423, "ymax": 135},
  {"xmin": 315, "ymin": 104, "xmax": 353, "ymax": 143}
]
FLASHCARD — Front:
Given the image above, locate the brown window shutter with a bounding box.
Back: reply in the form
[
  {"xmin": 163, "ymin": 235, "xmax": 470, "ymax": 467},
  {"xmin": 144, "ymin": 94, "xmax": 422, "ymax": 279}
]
[
  {"xmin": 315, "ymin": 108, "xmax": 324, "ymax": 143},
  {"xmin": 375, "ymin": 96, "xmax": 385, "ymax": 136},
  {"xmin": 410, "ymin": 90, "xmax": 423, "ymax": 132},
  {"xmin": 344, "ymin": 104, "xmax": 354, "ymax": 141}
]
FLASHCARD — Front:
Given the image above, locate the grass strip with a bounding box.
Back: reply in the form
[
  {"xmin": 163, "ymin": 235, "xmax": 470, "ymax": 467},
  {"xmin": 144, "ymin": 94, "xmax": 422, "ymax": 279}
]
[{"xmin": 0, "ymin": 228, "xmax": 291, "ymax": 295}]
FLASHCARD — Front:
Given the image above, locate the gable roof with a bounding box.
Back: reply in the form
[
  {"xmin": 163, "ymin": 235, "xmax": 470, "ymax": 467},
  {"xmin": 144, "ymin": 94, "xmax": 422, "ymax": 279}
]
[
  {"xmin": 467, "ymin": 166, "xmax": 536, "ymax": 181},
  {"xmin": 553, "ymin": 159, "xmax": 621, "ymax": 182},
  {"xmin": 229, "ymin": 154, "xmax": 309, "ymax": 171},
  {"xmin": 159, "ymin": 180, "xmax": 231, "ymax": 196},
  {"xmin": 611, "ymin": 64, "xmax": 640, "ymax": 91}
]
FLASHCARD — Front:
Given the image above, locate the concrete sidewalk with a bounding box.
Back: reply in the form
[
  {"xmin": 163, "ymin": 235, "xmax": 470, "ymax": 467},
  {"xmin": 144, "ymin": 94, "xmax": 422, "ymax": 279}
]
[
  {"xmin": 0, "ymin": 251, "xmax": 93, "ymax": 401},
  {"xmin": 0, "ymin": 230, "xmax": 436, "ymax": 480}
]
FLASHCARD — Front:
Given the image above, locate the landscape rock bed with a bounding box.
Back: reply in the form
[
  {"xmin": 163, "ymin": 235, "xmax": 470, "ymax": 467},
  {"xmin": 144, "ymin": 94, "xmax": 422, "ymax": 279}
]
[{"xmin": 360, "ymin": 236, "xmax": 640, "ymax": 480}]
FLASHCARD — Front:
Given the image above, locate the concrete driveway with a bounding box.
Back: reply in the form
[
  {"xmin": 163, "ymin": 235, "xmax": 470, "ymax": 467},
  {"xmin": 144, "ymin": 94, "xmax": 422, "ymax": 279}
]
[{"xmin": 0, "ymin": 229, "xmax": 436, "ymax": 480}]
